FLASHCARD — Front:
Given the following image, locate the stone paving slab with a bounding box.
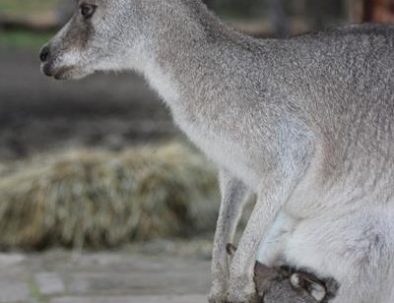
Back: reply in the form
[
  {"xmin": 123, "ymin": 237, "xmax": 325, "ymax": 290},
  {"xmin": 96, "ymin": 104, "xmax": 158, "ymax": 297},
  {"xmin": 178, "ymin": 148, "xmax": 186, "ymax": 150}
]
[
  {"xmin": 35, "ymin": 272, "xmax": 66, "ymax": 296},
  {"xmin": 51, "ymin": 294, "xmax": 206, "ymax": 303},
  {"xmin": 63, "ymin": 270, "xmax": 209, "ymax": 295},
  {"xmin": 0, "ymin": 280, "xmax": 31, "ymax": 303},
  {"xmin": 0, "ymin": 254, "xmax": 26, "ymax": 267}
]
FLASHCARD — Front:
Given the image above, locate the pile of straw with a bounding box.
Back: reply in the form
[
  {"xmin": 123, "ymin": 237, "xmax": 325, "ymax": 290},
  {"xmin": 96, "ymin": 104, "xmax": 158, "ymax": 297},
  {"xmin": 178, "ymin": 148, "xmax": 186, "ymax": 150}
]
[{"xmin": 0, "ymin": 143, "xmax": 219, "ymax": 250}]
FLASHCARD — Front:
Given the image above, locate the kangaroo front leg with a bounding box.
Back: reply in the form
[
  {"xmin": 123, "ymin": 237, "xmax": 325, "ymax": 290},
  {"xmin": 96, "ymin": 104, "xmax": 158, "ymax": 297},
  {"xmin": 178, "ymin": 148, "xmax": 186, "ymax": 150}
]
[
  {"xmin": 226, "ymin": 175, "xmax": 299, "ymax": 303},
  {"xmin": 209, "ymin": 170, "xmax": 250, "ymax": 303}
]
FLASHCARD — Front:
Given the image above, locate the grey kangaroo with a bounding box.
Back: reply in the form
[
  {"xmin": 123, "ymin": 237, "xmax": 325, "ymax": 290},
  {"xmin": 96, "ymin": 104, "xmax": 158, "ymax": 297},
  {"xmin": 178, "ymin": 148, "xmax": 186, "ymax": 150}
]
[{"xmin": 39, "ymin": 1, "xmax": 394, "ymax": 302}]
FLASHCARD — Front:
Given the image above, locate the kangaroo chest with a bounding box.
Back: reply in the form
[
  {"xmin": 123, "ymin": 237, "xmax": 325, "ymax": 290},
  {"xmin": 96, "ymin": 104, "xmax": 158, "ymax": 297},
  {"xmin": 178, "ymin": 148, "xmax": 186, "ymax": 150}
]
[{"xmin": 175, "ymin": 114, "xmax": 261, "ymax": 189}]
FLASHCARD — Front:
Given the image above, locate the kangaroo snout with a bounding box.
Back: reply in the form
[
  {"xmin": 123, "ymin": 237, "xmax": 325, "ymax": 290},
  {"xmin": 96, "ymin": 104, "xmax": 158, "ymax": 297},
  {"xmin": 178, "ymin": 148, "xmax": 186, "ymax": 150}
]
[
  {"xmin": 39, "ymin": 45, "xmax": 50, "ymax": 63},
  {"xmin": 39, "ymin": 43, "xmax": 82, "ymax": 80},
  {"xmin": 39, "ymin": 45, "xmax": 57, "ymax": 78}
]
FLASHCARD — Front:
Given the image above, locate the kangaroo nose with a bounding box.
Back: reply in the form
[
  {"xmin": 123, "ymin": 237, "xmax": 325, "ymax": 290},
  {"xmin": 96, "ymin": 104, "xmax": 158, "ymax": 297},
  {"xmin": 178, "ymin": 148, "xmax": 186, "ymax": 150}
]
[{"xmin": 39, "ymin": 46, "xmax": 50, "ymax": 62}]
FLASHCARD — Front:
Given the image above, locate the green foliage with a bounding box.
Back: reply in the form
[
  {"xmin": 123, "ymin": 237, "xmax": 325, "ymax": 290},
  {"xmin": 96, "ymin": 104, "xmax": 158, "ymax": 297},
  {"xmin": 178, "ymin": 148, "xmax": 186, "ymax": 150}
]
[
  {"xmin": 0, "ymin": 143, "xmax": 219, "ymax": 250},
  {"xmin": 0, "ymin": 30, "xmax": 53, "ymax": 50},
  {"xmin": 0, "ymin": 0, "xmax": 59, "ymax": 16}
]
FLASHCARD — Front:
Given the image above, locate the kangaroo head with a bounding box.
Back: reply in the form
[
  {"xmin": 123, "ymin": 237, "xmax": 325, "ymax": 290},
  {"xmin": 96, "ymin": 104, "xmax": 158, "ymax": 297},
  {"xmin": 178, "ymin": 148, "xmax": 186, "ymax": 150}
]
[{"xmin": 39, "ymin": 0, "xmax": 145, "ymax": 80}]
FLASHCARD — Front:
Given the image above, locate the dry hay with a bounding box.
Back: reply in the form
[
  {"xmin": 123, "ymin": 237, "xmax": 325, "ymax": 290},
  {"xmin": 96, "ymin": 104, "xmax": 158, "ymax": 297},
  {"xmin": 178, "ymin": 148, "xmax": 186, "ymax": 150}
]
[{"xmin": 0, "ymin": 143, "xmax": 219, "ymax": 250}]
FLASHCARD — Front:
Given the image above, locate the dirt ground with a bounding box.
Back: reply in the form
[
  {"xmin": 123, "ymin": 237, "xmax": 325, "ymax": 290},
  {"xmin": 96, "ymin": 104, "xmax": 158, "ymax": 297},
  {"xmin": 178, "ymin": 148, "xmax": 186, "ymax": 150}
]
[{"xmin": 0, "ymin": 46, "xmax": 180, "ymax": 160}]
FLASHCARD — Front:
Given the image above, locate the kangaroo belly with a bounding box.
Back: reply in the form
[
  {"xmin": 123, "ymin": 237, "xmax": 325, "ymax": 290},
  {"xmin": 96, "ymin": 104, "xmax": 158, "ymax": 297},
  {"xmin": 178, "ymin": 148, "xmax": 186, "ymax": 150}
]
[{"xmin": 284, "ymin": 208, "xmax": 394, "ymax": 303}]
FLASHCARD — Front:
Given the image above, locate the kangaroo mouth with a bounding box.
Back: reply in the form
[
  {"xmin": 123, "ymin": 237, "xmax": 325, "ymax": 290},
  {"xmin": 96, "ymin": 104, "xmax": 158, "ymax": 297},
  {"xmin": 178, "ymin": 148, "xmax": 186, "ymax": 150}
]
[{"xmin": 41, "ymin": 63, "xmax": 81, "ymax": 80}]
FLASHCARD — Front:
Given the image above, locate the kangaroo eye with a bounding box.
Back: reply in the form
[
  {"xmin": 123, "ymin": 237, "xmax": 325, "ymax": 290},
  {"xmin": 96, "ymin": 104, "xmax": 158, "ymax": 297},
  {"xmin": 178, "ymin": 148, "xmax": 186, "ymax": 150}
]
[{"xmin": 80, "ymin": 3, "xmax": 96, "ymax": 19}]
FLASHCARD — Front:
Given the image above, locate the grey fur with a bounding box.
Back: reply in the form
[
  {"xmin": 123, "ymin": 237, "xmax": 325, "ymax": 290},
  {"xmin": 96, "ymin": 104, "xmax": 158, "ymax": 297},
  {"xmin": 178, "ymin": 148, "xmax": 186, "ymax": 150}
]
[{"xmin": 40, "ymin": 1, "xmax": 394, "ymax": 303}]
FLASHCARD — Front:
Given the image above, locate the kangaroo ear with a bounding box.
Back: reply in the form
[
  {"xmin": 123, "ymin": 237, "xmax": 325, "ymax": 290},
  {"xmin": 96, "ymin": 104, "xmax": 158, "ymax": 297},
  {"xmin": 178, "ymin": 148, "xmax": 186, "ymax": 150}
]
[
  {"xmin": 254, "ymin": 262, "xmax": 274, "ymax": 277},
  {"xmin": 226, "ymin": 243, "xmax": 237, "ymax": 256},
  {"xmin": 290, "ymin": 273, "xmax": 327, "ymax": 302}
]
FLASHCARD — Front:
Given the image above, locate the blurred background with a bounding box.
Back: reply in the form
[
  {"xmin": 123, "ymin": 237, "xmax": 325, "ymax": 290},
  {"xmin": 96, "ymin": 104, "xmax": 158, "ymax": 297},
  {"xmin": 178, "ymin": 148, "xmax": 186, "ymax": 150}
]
[
  {"xmin": 0, "ymin": 0, "xmax": 394, "ymax": 252},
  {"xmin": 0, "ymin": 1, "xmax": 393, "ymax": 302}
]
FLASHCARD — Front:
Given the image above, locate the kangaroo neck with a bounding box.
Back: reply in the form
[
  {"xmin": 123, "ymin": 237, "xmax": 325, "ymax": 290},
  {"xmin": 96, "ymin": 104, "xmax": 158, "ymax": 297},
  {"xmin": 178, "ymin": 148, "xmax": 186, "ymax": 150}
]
[{"xmin": 138, "ymin": 0, "xmax": 238, "ymax": 109}]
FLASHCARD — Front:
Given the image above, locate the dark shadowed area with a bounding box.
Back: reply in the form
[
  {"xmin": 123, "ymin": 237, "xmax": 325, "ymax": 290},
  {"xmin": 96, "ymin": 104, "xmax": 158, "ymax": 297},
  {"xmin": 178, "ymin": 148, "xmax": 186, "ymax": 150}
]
[{"xmin": 0, "ymin": 48, "xmax": 177, "ymax": 160}]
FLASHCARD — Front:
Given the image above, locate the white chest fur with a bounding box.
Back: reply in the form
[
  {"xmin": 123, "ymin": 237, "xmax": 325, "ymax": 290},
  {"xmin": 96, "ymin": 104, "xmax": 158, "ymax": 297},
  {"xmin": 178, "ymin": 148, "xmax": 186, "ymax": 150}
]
[{"xmin": 177, "ymin": 116, "xmax": 260, "ymax": 189}]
